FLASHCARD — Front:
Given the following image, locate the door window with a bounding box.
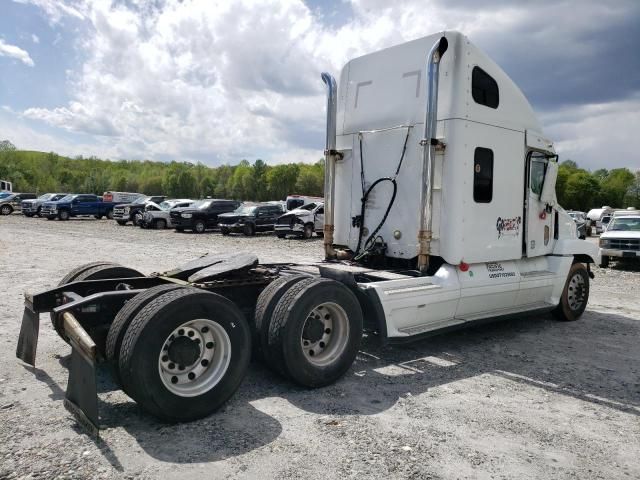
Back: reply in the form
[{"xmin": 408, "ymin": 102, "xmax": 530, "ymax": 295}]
[{"xmin": 529, "ymin": 153, "xmax": 548, "ymax": 196}]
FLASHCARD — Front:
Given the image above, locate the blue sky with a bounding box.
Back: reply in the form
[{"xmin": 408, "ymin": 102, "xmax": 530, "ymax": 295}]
[{"xmin": 0, "ymin": 0, "xmax": 638, "ymax": 171}]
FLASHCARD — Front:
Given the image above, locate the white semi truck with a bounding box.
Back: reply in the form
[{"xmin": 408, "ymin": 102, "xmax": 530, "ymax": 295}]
[{"xmin": 16, "ymin": 31, "xmax": 598, "ymax": 434}]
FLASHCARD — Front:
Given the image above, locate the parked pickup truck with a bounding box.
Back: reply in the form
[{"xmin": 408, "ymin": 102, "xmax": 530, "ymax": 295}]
[
  {"xmin": 598, "ymin": 210, "xmax": 640, "ymax": 267},
  {"xmin": 170, "ymin": 199, "xmax": 240, "ymax": 233},
  {"xmin": 218, "ymin": 203, "xmax": 284, "ymax": 236},
  {"xmin": 40, "ymin": 194, "xmax": 118, "ymax": 220},
  {"xmin": 139, "ymin": 199, "xmax": 195, "ymax": 229},
  {"xmin": 22, "ymin": 193, "xmax": 69, "ymax": 217},
  {"xmin": 0, "ymin": 192, "xmax": 37, "ymax": 215},
  {"xmin": 113, "ymin": 195, "xmax": 166, "ymax": 226},
  {"xmin": 275, "ymin": 202, "xmax": 324, "ymax": 239}
]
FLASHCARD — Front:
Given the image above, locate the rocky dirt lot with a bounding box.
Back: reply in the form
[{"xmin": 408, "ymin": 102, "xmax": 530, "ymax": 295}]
[{"xmin": 0, "ymin": 215, "xmax": 639, "ymax": 480}]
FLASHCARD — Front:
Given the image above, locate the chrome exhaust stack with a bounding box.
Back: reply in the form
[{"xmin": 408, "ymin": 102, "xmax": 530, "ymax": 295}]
[
  {"xmin": 418, "ymin": 36, "xmax": 448, "ymax": 273},
  {"xmin": 321, "ymin": 72, "xmax": 338, "ymax": 260}
]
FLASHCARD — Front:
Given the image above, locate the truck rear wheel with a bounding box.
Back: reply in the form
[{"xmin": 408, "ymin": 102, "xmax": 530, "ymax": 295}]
[
  {"xmin": 118, "ymin": 288, "xmax": 251, "ymax": 422},
  {"xmin": 51, "ymin": 262, "xmax": 144, "ymax": 341},
  {"xmin": 106, "ymin": 283, "xmax": 184, "ymax": 388},
  {"xmin": 268, "ymin": 277, "xmax": 363, "ymax": 387},
  {"xmin": 194, "ymin": 220, "xmax": 206, "ymax": 233},
  {"xmin": 303, "ymin": 223, "xmax": 314, "ymax": 239},
  {"xmin": 254, "ymin": 275, "xmax": 308, "ymax": 362},
  {"xmin": 553, "ymin": 263, "xmax": 589, "ymax": 322}
]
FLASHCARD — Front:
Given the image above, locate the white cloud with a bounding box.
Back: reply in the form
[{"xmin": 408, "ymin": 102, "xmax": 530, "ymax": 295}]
[
  {"xmin": 31, "ymin": 34, "xmax": 40, "ymax": 44},
  {"xmin": 7, "ymin": 0, "xmax": 640, "ymax": 169},
  {"xmin": 0, "ymin": 39, "xmax": 34, "ymax": 66}
]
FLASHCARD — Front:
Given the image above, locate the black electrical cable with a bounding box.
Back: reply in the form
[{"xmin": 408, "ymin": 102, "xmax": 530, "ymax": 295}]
[{"xmin": 354, "ymin": 126, "xmax": 412, "ymax": 260}]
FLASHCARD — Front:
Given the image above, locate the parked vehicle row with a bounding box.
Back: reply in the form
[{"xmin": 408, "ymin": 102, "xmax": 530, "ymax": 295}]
[
  {"xmin": 598, "ymin": 208, "xmax": 640, "ymax": 268},
  {"xmin": 11, "ymin": 190, "xmax": 326, "ymax": 239}
]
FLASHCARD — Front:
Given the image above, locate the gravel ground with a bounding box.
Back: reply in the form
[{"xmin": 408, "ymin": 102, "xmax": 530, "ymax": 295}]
[{"xmin": 0, "ymin": 215, "xmax": 639, "ymax": 480}]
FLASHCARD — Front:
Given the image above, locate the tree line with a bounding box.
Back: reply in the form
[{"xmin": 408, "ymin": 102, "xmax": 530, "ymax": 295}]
[
  {"xmin": 1, "ymin": 140, "xmax": 638, "ymax": 210},
  {"xmin": 0, "ymin": 143, "xmax": 324, "ymax": 201},
  {"xmin": 556, "ymin": 160, "xmax": 639, "ymax": 211}
]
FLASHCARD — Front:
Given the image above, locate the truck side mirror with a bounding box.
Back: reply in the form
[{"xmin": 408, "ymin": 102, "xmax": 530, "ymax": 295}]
[{"xmin": 540, "ymin": 161, "xmax": 558, "ymax": 206}]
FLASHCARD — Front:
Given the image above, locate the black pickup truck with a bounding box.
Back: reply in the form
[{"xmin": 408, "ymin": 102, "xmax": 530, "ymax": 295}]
[
  {"xmin": 218, "ymin": 203, "xmax": 284, "ymax": 236},
  {"xmin": 170, "ymin": 199, "xmax": 240, "ymax": 233}
]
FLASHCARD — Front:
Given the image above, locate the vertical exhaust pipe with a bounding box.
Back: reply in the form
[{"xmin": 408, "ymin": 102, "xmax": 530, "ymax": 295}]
[
  {"xmin": 321, "ymin": 72, "xmax": 338, "ymax": 259},
  {"xmin": 418, "ymin": 36, "xmax": 448, "ymax": 274}
]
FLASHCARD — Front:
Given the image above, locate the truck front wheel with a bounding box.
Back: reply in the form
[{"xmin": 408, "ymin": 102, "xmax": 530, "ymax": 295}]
[
  {"xmin": 106, "ymin": 210, "xmax": 114, "ymax": 220},
  {"xmin": 268, "ymin": 277, "xmax": 363, "ymax": 387},
  {"xmin": 58, "ymin": 210, "xmax": 70, "ymax": 221},
  {"xmin": 553, "ymin": 263, "xmax": 589, "ymax": 322},
  {"xmin": 194, "ymin": 220, "xmax": 206, "ymax": 233},
  {"xmin": 599, "ymin": 256, "xmax": 609, "ymax": 268},
  {"xmin": 0, "ymin": 205, "xmax": 13, "ymax": 215},
  {"xmin": 116, "ymin": 220, "xmax": 127, "ymax": 226},
  {"xmin": 118, "ymin": 288, "xmax": 251, "ymax": 422}
]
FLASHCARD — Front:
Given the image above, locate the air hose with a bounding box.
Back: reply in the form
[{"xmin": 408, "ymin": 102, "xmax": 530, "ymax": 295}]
[{"xmin": 354, "ymin": 126, "xmax": 412, "ymax": 260}]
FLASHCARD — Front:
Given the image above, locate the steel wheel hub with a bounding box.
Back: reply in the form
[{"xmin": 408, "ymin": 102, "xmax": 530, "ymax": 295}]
[
  {"xmin": 301, "ymin": 302, "xmax": 350, "ymax": 367},
  {"xmin": 158, "ymin": 319, "xmax": 231, "ymax": 397},
  {"xmin": 567, "ymin": 272, "xmax": 586, "ymax": 311}
]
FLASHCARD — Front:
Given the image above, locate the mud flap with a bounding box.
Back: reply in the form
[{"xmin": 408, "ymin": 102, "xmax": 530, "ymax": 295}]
[
  {"xmin": 62, "ymin": 312, "xmax": 100, "ymax": 437},
  {"xmin": 16, "ymin": 304, "xmax": 39, "ymax": 366}
]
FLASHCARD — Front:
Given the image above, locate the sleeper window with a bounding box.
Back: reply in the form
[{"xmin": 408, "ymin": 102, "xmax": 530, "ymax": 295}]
[
  {"xmin": 473, "ymin": 147, "xmax": 494, "ymax": 203},
  {"xmin": 472, "ymin": 67, "xmax": 499, "ymax": 109}
]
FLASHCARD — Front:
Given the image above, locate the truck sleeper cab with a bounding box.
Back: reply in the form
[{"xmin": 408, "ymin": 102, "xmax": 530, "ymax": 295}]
[{"xmin": 16, "ymin": 31, "xmax": 597, "ymax": 434}]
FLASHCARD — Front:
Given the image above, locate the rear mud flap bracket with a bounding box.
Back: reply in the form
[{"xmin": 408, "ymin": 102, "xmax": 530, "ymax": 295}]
[
  {"xmin": 16, "ymin": 303, "xmax": 39, "ymax": 366},
  {"xmin": 63, "ymin": 312, "xmax": 100, "ymax": 437}
]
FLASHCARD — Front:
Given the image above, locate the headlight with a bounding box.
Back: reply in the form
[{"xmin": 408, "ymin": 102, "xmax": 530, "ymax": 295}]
[
  {"xmin": 50, "ymin": 206, "xmax": 57, "ymax": 211},
  {"xmin": 181, "ymin": 213, "xmax": 192, "ymax": 218},
  {"xmin": 124, "ymin": 207, "xmax": 130, "ymax": 214},
  {"xmin": 599, "ymin": 238, "xmax": 609, "ymax": 248}
]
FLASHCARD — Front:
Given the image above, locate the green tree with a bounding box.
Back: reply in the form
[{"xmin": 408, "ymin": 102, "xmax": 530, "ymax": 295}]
[{"xmin": 0, "ymin": 140, "xmax": 16, "ymax": 151}]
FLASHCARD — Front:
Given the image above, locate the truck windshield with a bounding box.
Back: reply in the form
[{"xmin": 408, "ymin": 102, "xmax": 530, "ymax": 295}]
[
  {"xmin": 235, "ymin": 206, "xmax": 257, "ymax": 214},
  {"xmin": 193, "ymin": 200, "xmax": 212, "ymax": 209},
  {"xmin": 56, "ymin": 195, "xmax": 74, "ymax": 202},
  {"xmin": 607, "ymin": 217, "xmax": 640, "ymax": 232},
  {"xmin": 37, "ymin": 193, "xmax": 54, "ymax": 200}
]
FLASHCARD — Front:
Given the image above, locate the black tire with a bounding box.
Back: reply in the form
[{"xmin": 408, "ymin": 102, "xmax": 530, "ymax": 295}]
[
  {"xmin": 316, "ymin": 231, "xmax": 324, "ymax": 238},
  {"xmin": 175, "ymin": 227, "xmax": 184, "ymax": 232},
  {"xmin": 106, "ymin": 284, "xmax": 184, "ymax": 388},
  {"xmin": 586, "ymin": 226, "xmax": 592, "ymax": 237},
  {"xmin": 254, "ymin": 275, "xmax": 309, "ymax": 363},
  {"xmin": 118, "ymin": 288, "xmax": 251, "ymax": 422},
  {"xmin": 220, "ymin": 227, "xmax": 230, "ymax": 236},
  {"xmin": 106, "ymin": 210, "xmax": 114, "ymax": 220},
  {"xmin": 155, "ymin": 219, "xmax": 167, "ymax": 230},
  {"xmin": 553, "ymin": 262, "xmax": 590, "ymax": 322},
  {"xmin": 58, "ymin": 210, "xmax": 70, "ymax": 221},
  {"xmin": 24, "ymin": 213, "xmax": 34, "ymax": 218},
  {"xmin": 277, "ymin": 234, "xmax": 286, "ymax": 239},
  {"xmin": 94, "ymin": 215, "xmax": 103, "ymax": 219},
  {"xmin": 36, "ymin": 207, "xmax": 42, "ymax": 217},
  {"xmin": 51, "ymin": 262, "xmax": 145, "ymax": 341},
  {"xmin": 46, "ymin": 216, "xmax": 55, "ymax": 220},
  {"xmin": 1, "ymin": 205, "xmax": 14, "ymax": 215},
  {"xmin": 599, "ymin": 255, "xmax": 609, "ymax": 268},
  {"xmin": 268, "ymin": 277, "xmax": 363, "ymax": 387},
  {"xmin": 303, "ymin": 223, "xmax": 314, "ymax": 239},
  {"xmin": 116, "ymin": 220, "xmax": 127, "ymax": 226},
  {"xmin": 243, "ymin": 223, "xmax": 255, "ymax": 236},
  {"xmin": 132, "ymin": 213, "xmax": 141, "ymax": 226},
  {"xmin": 194, "ymin": 220, "xmax": 206, "ymax": 234}
]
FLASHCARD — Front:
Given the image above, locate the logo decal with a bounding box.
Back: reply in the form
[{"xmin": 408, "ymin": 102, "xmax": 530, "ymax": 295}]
[{"xmin": 496, "ymin": 216, "xmax": 521, "ymax": 238}]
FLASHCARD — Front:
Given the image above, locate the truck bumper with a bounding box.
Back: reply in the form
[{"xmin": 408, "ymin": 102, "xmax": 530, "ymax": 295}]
[
  {"xmin": 600, "ymin": 248, "xmax": 640, "ymax": 258},
  {"xmin": 275, "ymin": 224, "xmax": 304, "ymax": 236},
  {"xmin": 219, "ymin": 222, "xmax": 246, "ymax": 232}
]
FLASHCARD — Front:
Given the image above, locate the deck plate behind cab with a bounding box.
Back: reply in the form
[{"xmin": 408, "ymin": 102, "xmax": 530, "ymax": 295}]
[{"xmin": 163, "ymin": 253, "xmax": 259, "ymax": 283}]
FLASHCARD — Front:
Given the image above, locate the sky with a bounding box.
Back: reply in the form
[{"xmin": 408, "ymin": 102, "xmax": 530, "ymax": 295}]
[{"xmin": 0, "ymin": 0, "xmax": 638, "ymax": 171}]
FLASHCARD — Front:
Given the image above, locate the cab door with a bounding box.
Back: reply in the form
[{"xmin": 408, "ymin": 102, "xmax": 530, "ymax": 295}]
[{"xmin": 525, "ymin": 152, "xmax": 555, "ymax": 257}]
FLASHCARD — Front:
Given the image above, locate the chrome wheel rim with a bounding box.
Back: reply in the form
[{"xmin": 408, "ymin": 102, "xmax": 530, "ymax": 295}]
[
  {"xmin": 301, "ymin": 302, "xmax": 349, "ymax": 367},
  {"xmin": 195, "ymin": 222, "xmax": 205, "ymax": 233},
  {"xmin": 1, "ymin": 206, "xmax": 10, "ymax": 215},
  {"xmin": 158, "ymin": 318, "xmax": 231, "ymax": 397},
  {"xmin": 567, "ymin": 272, "xmax": 586, "ymax": 311}
]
